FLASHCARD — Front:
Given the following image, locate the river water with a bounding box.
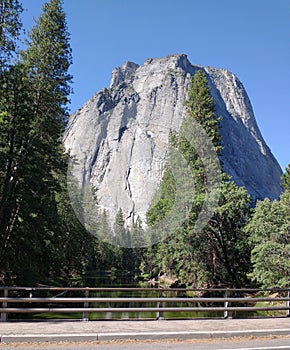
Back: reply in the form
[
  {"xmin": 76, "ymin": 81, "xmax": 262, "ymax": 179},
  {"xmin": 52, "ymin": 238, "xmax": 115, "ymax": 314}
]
[{"xmin": 9, "ymin": 271, "xmax": 275, "ymax": 320}]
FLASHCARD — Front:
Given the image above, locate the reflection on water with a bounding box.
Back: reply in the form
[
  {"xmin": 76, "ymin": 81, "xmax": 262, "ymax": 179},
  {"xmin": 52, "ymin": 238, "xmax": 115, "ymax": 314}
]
[
  {"xmin": 84, "ymin": 269, "xmax": 137, "ymax": 288},
  {"xmin": 85, "ymin": 270, "xmax": 223, "ymax": 320},
  {"xmin": 12, "ymin": 271, "xmax": 280, "ymax": 320}
]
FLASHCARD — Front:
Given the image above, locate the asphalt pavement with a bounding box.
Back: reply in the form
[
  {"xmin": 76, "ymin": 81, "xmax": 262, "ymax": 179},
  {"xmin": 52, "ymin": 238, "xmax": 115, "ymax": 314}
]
[{"xmin": 0, "ymin": 317, "xmax": 289, "ymax": 343}]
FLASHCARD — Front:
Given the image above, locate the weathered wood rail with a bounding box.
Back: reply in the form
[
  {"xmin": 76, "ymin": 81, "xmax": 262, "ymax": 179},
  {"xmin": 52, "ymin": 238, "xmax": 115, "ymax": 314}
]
[{"xmin": 1, "ymin": 286, "xmax": 289, "ymax": 321}]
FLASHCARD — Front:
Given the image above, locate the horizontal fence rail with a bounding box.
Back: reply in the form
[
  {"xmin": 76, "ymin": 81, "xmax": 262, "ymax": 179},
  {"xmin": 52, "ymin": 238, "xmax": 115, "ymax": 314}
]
[{"xmin": 1, "ymin": 286, "xmax": 289, "ymax": 321}]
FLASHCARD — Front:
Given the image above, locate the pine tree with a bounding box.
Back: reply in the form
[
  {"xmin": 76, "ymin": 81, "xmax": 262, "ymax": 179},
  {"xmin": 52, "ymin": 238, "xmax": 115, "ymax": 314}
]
[
  {"xmin": 0, "ymin": 0, "xmax": 81, "ymax": 284},
  {"xmin": 142, "ymin": 70, "xmax": 252, "ymax": 288},
  {"xmin": 282, "ymin": 164, "xmax": 290, "ymax": 192},
  {"xmin": 146, "ymin": 164, "xmax": 176, "ymax": 226},
  {"xmin": 0, "ymin": 0, "xmax": 23, "ymax": 71},
  {"xmin": 179, "ymin": 71, "xmax": 251, "ymax": 287},
  {"xmin": 184, "ymin": 70, "xmax": 222, "ymax": 152},
  {"xmin": 0, "ymin": 63, "xmax": 35, "ymax": 281},
  {"xmin": 205, "ymin": 181, "xmax": 252, "ymax": 286},
  {"xmin": 246, "ymin": 165, "xmax": 290, "ymax": 288},
  {"xmin": 18, "ymin": 0, "xmax": 74, "ymax": 284},
  {"xmin": 0, "ymin": 0, "xmax": 25, "ymax": 268}
]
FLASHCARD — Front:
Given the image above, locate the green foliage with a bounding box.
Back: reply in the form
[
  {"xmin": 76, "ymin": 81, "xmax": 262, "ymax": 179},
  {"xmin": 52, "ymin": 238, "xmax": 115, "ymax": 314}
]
[
  {"xmin": 204, "ymin": 181, "xmax": 252, "ymax": 286},
  {"xmin": 184, "ymin": 69, "xmax": 222, "ymax": 154},
  {"xmin": 146, "ymin": 166, "xmax": 176, "ymax": 226},
  {"xmin": 22, "ymin": 0, "xmax": 72, "ymax": 111},
  {"xmin": 281, "ymin": 164, "xmax": 290, "ymax": 192},
  {"xmin": 112, "ymin": 209, "xmax": 146, "ymax": 273},
  {"xmin": 0, "ymin": 0, "xmax": 89, "ymax": 286},
  {"xmin": 0, "ymin": 63, "xmax": 35, "ymax": 276},
  {"xmin": 246, "ymin": 191, "xmax": 290, "ymax": 288},
  {"xmin": 142, "ymin": 70, "xmax": 252, "ymax": 288},
  {"xmin": 131, "ymin": 216, "xmax": 146, "ymax": 247},
  {"xmin": 0, "ymin": 0, "xmax": 23, "ymax": 70}
]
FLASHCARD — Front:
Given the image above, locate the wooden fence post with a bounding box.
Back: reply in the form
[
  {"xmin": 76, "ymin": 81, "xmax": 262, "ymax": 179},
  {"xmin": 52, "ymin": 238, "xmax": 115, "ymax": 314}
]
[
  {"xmin": 1, "ymin": 287, "xmax": 8, "ymax": 322},
  {"xmin": 82, "ymin": 288, "xmax": 89, "ymax": 321},
  {"xmin": 156, "ymin": 288, "xmax": 164, "ymax": 320},
  {"xmin": 224, "ymin": 289, "xmax": 231, "ymax": 319},
  {"xmin": 286, "ymin": 289, "xmax": 290, "ymax": 317}
]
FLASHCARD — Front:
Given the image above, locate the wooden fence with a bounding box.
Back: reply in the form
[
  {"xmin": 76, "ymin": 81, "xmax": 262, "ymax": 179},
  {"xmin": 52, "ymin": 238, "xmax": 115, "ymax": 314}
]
[{"xmin": 1, "ymin": 286, "xmax": 289, "ymax": 322}]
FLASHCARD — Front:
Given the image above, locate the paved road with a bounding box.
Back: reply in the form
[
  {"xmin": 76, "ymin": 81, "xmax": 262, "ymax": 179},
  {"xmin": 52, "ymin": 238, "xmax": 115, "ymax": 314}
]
[
  {"xmin": 0, "ymin": 318, "xmax": 289, "ymax": 344},
  {"xmin": 0, "ymin": 336, "xmax": 290, "ymax": 350}
]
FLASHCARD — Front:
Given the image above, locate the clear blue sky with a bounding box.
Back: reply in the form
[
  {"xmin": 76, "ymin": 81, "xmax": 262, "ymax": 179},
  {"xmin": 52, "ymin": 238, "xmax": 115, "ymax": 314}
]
[{"xmin": 21, "ymin": 0, "xmax": 290, "ymax": 171}]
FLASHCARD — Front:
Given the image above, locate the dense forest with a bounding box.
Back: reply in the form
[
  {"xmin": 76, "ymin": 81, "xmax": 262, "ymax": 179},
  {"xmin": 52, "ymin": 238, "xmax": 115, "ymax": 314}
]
[{"xmin": 0, "ymin": 0, "xmax": 289, "ymax": 288}]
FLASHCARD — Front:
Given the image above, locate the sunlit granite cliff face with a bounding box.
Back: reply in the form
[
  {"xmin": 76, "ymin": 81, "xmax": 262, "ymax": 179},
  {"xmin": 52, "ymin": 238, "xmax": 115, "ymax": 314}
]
[{"xmin": 64, "ymin": 54, "xmax": 282, "ymax": 225}]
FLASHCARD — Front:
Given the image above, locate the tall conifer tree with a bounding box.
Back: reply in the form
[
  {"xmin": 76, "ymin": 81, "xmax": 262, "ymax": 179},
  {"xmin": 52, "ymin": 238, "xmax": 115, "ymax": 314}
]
[
  {"xmin": 0, "ymin": 0, "xmax": 23, "ymax": 71},
  {"xmin": 282, "ymin": 164, "xmax": 290, "ymax": 192},
  {"xmin": 18, "ymin": 0, "xmax": 75, "ymax": 283},
  {"xmin": 143, "ymin": 70, "xmax": 252, "ymax": 288},
  {"xmin": 0, "ymin": 0, "xmax": 88, "ymax": 285}
]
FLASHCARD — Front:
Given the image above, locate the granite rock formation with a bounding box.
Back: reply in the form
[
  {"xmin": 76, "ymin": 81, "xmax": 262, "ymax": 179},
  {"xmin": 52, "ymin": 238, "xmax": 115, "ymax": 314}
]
[{"xmin": 64, "ymin": 54, "xmax": 282, "ymax": 227}]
